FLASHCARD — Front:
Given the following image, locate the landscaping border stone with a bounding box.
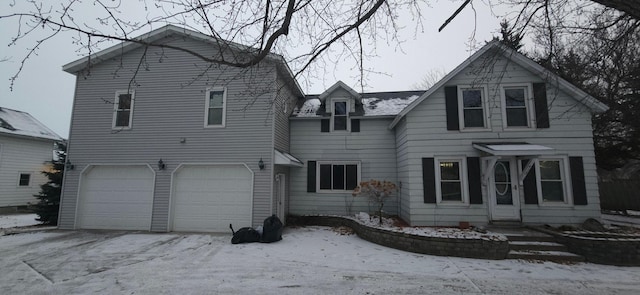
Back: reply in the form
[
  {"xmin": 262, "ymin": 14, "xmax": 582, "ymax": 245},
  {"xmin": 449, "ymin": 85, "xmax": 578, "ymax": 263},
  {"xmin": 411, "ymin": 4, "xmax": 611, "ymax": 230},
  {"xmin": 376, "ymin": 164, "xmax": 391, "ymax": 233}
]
[
  {"xmin": 532, "ymin": 226, "xmax": 640, "ymax": 266},
  {"xmin": 288, "ymin": 215, "xmax": 509, "ymax": 260}
]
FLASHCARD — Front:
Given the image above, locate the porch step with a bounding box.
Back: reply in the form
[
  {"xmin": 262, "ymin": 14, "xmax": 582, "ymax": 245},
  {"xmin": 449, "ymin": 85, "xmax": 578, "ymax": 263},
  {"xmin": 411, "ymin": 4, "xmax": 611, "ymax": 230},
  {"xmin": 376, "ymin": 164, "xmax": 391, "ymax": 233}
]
[{"xmin": 507, "ymin": 250, "xmax": 586, "ymax": 263}]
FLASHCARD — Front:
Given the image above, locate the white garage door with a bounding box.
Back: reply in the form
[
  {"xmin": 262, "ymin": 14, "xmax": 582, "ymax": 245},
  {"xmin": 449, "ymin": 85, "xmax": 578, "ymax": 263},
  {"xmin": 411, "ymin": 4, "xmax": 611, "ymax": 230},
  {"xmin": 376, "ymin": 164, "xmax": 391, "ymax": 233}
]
[
  {"xmin": 172, "ymin": 164, "xmax": 253, "ymax": 232},
  {"xmin": 77, "ymin": 165, "xmax": 154, "ymax": 230}
]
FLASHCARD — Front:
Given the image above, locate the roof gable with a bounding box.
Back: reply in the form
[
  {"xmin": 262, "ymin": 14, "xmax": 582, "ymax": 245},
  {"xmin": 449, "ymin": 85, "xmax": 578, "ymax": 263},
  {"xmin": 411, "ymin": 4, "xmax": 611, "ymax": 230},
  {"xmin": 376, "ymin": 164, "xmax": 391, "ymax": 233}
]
[
  {"xmin": 0, "ymin": 107, "xmax": 62, "ymax": 141},
  {"xmin": 62, "ymin": 25, "xmax": 304, "ymax": 97},
  {"xmin": 318, "ymin": 81, "xmax": 361, "ymax": 101},
  {"xmin": 388, "ymin": 41, "xmax": 608, "ymax": 129}
]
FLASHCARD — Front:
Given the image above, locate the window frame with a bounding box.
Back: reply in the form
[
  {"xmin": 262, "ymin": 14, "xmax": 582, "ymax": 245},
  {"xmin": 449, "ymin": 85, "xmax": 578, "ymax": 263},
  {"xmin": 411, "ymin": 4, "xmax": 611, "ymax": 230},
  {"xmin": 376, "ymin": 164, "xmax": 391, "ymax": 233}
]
[
  {"xmin": 457, "ymin": 86, "xmax": 490, "ymax": 131},
  {"xmin": 112, "ymin": 90, "xmax": 135, "ymax": 130},
  {"xmin": 204, "ymin": 87, "xmax": 228, "ymax": 128},
  {"xmin": 316, "ymin": 161, "xmax": 361, "ymax": 193},
  {"xmin": 434, "ymin": 157, "xmax": 469, "ymax": 205},
  {"xmin": 17, "ymin": 173, "xmax": 31, "ymax": 187},
  {"xmin": 534, "ymin": 157, "xmax": 573, "ymax": 206},
  {"xmin": 500, "ymin": 84, "xmax": 535, "ymax": 129},
  {"xmin": 331, "ymin": 98, "xmax": 350, "ymax": 132}
]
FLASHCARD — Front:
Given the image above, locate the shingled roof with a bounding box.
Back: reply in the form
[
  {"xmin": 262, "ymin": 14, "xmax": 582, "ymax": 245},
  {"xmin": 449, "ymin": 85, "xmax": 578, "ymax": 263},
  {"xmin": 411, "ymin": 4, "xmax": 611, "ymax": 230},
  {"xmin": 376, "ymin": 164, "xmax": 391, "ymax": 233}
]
[
  {"xmin": 0, "ymin": 107, "xmax": 62, "ymax": 141},
  {"xmin": 293, "ymin": 90, "xmax": 425, "ymax": 118}
]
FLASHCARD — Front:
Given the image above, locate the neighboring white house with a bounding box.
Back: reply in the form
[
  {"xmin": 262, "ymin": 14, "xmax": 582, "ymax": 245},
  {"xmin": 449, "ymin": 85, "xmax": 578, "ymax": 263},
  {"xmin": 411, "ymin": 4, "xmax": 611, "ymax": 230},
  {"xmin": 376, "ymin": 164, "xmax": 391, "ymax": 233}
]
[{"xmin": 0, "ymin": 107, "xmax": 63, "ymax": 209}]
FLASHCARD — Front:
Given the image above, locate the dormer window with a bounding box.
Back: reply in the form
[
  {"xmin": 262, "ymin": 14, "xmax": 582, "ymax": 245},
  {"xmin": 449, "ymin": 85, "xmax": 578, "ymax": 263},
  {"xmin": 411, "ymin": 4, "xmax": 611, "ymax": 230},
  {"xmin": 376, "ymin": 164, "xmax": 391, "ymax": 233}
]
[{"xmin": 332, "ymin": 99, "xmax": 349, "ymax": 131}]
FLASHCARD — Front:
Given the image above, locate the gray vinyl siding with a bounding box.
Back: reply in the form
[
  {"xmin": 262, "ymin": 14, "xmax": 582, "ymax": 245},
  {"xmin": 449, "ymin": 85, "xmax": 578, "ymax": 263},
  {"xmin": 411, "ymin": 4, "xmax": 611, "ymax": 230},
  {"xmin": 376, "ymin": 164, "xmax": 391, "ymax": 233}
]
[
  {"xmin": 0, "ymin": 135, "xmax": 53, "ymax": 207},
  {"xmin": 402, "ymin": 54, "xmax": 600, "ymax": 226},
  {"xmin": 273, "ymin": 76, "xmax": 298, "ymax": 153},
  {"xmin": 394, "ymin": 117, "xmax": 411, "ymax": 224},
  {"xmin": 289, "ymin": 118, "xmax": 398, "ymax": 216},
  {"xmin": 60, "ymin": 36, "xmax": 279, "ymax": 231}
]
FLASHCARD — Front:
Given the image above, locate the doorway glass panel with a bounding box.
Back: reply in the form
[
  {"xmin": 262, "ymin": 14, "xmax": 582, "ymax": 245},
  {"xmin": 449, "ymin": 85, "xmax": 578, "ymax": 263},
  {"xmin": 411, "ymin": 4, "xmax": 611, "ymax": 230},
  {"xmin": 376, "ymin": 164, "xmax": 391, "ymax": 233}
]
[{"xmin": 494, "ymin": 161, "xmax": 513, "ymax": 205}]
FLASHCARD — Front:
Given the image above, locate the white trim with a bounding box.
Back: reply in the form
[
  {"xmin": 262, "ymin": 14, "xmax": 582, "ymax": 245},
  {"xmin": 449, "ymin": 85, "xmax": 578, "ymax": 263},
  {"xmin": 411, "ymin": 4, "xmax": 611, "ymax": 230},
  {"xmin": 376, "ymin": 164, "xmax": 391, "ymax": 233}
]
[
  {"xmin": 472, "ymin": 143, "xmax": 555, "ymax": 157},
  {"xmin": 112, "ymin": 90, "xmax": 135, "ymax": 130},
  {"xmin": 167, "ymin": 163, "xmax": 254, "ymax": 232},
  {"xmin": 318, "ymin": 81, "xmax": 360, "ymax": 101},
  {"xmin": 534, "ymin": 157, "xmax": 573, "ymax": 206},
  {"xmin": 434, "ymin": 157, "xmax": 469, "ymax": 205},
  {"xmin": 204, "ymin": 87, "xmax": 227, "ymax": 128},
  {"xmin": 457, "ymin": 85, "xmax": 490, "ymax": 131},
  {"xmin": 500, "ymin": 84, "xmax": 535, "ymax": 130},
  {"xmin": 316, "ymin": 161, "xmax": 361, "ymax": 193},
  {"xmin": 330, "ymin": 98, "xmax": 350, "ymax": 132}
]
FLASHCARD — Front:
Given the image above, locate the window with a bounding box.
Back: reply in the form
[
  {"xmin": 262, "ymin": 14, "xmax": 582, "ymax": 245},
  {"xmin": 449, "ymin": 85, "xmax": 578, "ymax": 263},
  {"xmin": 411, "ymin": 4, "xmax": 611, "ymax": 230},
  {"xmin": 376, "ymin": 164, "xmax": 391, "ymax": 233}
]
[
  {"xmin": 113, "ymin": 91, "xmax": 134, "ymax": 129},
  {"xmin": 502, "ymin": 85, "xmax": 533, "ymax": 128},
  {"xmin": 317, "ymin": 162, "xmax": 359, "ymax": 192},
  {"xmin": 18, "ymin": 173, "xmax": 31, "ymax": 186},
  {"xmin": 332, "ymin": 100, "xmax": 349, "ymax": 131},
  {"xmin": 436, "ymin": 159, "xmax": 467, "ymax": 203},
  {"xmin": 459, "ymin": 87, "xmax": 487, "ymax": 128},
  {"xmin": 537, "ymin": 159, "xmax": 567, "ymax": 203},
  {"xmin": 205, "ymin": 87, "xmax": 227, "ymax": 127}
]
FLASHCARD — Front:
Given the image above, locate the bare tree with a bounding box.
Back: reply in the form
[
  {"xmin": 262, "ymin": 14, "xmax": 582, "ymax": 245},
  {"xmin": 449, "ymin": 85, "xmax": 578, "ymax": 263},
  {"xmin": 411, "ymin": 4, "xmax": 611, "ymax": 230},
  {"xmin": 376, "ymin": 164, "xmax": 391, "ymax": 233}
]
[{"xmin": 411, "ymin": 68, "xmax": 447, "ymax": 90}]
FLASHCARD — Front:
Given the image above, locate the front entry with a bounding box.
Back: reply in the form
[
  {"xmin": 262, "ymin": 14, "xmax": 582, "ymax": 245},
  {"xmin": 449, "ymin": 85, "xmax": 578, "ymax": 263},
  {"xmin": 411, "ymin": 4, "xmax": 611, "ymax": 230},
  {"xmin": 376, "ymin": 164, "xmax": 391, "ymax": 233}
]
[{"xmin": 488, "ymin": 159, "xmax": 521, "ymax": 221}]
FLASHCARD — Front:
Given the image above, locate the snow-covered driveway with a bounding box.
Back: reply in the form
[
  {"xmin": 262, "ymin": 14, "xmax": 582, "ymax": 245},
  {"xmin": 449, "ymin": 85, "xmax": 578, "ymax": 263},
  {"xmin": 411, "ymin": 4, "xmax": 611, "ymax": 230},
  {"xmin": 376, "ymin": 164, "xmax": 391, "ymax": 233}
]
[{"xmin": 1, "ymin": 226, "xmax": 639, "ymax": 294}]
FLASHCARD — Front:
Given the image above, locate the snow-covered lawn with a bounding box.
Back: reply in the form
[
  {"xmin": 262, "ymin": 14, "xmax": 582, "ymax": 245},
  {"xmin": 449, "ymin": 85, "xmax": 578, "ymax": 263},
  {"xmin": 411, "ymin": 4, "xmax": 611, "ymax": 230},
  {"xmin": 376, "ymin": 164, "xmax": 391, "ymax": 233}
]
[
  {"xmin": 1, "ymin": 227, "xmax": 639, "ymax": 294},
  {"xmin": 0, "ymin": 214, "xmax": 39, "ymax": 229}
]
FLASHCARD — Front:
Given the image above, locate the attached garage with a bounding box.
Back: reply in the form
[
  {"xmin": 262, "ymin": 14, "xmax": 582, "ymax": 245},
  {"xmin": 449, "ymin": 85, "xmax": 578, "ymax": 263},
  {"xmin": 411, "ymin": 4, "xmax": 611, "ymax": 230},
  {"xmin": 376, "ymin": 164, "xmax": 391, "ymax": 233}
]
[
  {"xmin": 76, "ymin": 165, "xmax": 155, "ymax": 230},
  {"xmin": 171, "ymin": 164, "xmax": 253, "ymax": 232}
]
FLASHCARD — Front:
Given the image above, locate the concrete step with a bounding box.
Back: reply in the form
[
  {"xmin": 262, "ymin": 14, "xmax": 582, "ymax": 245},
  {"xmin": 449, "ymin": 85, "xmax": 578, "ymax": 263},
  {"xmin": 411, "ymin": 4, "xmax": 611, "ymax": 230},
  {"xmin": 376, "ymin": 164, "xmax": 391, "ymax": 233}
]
[
  {"xmin": 508, "ymin": 241, "xmax": 568, "ymax": 252},
  {"xmin": 507, "ymin": 250, "xmax": 585, "ymax": 263}
]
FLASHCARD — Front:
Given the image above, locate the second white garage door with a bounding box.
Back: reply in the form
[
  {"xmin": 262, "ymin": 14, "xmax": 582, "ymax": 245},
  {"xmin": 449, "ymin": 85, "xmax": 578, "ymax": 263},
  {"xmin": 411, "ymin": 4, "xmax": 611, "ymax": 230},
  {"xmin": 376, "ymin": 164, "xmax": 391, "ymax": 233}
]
[{"xmin": 171, "ymin": 164, "xmax": 253, "ymax": 232}]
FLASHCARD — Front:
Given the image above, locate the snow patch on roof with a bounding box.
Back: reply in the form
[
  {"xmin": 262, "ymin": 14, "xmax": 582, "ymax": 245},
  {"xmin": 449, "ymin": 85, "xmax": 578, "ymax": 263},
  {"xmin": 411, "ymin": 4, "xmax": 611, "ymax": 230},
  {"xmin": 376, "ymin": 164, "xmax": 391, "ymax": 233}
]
[
  {"xmin": 362, "ymin": 95, "xmax": 420, "ymax": 116},
  {"xmin": 0, "ymin": 107, "xmax": 62, "ymax": 141},
  {"xmin": 294, "ymin": 98, "xmax": 321, "ymax": 117}
]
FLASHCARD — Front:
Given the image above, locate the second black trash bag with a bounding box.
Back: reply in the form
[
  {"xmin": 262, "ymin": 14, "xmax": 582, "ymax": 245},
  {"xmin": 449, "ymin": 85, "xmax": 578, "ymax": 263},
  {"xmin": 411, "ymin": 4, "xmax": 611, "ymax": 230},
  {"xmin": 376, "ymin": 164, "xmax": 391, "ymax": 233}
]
[{"xmin": 260, "ymin": 215, "xmax": 283, "ymax": 243}]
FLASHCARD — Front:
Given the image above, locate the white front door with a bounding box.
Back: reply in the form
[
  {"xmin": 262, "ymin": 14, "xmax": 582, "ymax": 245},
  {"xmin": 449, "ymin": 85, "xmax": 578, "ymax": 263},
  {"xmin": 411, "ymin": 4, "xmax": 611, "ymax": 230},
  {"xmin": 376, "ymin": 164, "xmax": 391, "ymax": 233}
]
[
  {"xmin": 489, "ymin": 159, "xmax": 521, "ymax": 221},
  {"xmin": 275, "ymin": 173, "xmax": 286, "ymax": 224}
]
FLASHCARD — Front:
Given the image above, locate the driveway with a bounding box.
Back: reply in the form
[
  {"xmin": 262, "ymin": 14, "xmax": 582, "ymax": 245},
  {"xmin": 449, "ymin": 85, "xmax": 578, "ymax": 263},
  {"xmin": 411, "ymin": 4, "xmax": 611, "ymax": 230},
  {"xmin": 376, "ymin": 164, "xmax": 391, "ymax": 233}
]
[{"xmin": 1, "ymin": 226, "xmax": 639, "ymax": 294}]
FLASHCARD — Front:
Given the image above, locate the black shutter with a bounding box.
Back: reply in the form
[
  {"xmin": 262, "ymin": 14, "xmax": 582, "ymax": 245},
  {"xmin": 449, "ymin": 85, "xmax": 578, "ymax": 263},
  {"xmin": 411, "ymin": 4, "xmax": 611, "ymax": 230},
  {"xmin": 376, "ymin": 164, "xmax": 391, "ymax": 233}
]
[
  {"xmin": 467, "ymin": 157, "xmax": 483, "ymax": 204},
  {"xmin": 321, "ymin": 119, "xmax": 330, "ymax": 132},
  {"xmin": 444, "ymin": 86, "xmax": 459, "ymax": 131},
  {"xmin": 533, "ymin": 83, "xmax": 550, "ymax": 128},
  {"xmin": 570, "ymin": 157, "xmax": 588, "ymax": 205},
  {"xmin": 351, "ymin": 119, "xmax": 360, "ymax": 132},
  {"xmin": 307, "ymin": 161, "xmax": 316, "ymax": 192},
  {"xmin": 522, "ymin": 159, "xmax": 539, "ymax": 205},
  {"xmin": 422, "ymin": 158, "xmax": 436, "ymax": 203}
]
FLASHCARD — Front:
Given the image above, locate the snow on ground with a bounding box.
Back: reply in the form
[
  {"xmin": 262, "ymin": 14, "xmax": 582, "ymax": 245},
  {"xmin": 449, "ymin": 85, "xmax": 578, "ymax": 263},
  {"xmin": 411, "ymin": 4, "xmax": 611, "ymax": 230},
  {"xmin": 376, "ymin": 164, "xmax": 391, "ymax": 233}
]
[
  {"xmin": 352, "ymin": 212, "xmax": 507, "ymax": 241},
  {"xmin": 0, "ymin": 214, "xmax": 39, "ymax": 229},
  {"xmin": 1, "ymin": 226, "xmax": 639, "ymax": 294}
]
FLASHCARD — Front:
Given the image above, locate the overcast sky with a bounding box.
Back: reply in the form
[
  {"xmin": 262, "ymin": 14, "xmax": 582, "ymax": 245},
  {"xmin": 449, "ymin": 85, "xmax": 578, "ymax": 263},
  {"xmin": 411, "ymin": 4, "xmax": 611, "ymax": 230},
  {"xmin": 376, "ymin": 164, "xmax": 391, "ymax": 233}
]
[{"xmin": 1, "ymin": 1, "xmax": 513, "ymax": 139}]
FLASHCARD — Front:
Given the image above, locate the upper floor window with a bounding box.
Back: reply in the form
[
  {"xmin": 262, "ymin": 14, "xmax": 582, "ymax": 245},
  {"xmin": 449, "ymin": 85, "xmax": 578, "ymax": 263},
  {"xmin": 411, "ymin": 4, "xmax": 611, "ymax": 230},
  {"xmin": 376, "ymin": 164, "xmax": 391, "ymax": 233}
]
[
  {"xmin": 18, "ymin": 173, "xmax": 31, "ymax": 186},
  {"xmin": 459, "ymin": 87, "xmax": 488, "ymax": 129},
  {"xmin": 332, "ymin": 100, "xmax": 349, "ymax": 131},
  {"xmin": 317, "ymin": 161, "xmax": 360, "ymax": 192},
  {"xmin": 502, "ymin": 85, "xmax": 534, "ymax": 128},
  {"xmin": 113, "ymin": 90, "xmax": 134, "ymax": 129},
  {"xmin": 205, "ymin": 87, "xmax": 227, "ymax": 127}
]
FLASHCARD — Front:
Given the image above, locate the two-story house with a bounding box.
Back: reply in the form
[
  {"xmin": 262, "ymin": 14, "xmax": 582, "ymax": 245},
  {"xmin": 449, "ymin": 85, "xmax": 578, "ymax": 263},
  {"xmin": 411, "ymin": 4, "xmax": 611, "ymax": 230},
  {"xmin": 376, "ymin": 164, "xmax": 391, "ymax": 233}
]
[
  {"xmin": 290, "ymin": 42, "xmax": 607, "ymax": 226},
  {"xmin": 58, "ymin": 25, "xmax": 303, "ymax": 232},
  {"xmin": 58, "ymin": 25, "xmax": 607, "ymax": 232}
]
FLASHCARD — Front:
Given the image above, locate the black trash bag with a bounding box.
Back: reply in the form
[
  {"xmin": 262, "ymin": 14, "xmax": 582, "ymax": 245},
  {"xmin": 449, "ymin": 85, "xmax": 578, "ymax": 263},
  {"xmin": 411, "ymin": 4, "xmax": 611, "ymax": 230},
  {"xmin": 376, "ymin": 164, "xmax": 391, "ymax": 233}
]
[
  {"xmin": 229, "ymin": 224, "xmax": 261, "ymax": 244},
  {"xmin": 260, "ymin": 215, "xmax": 283, "ymax": 243}
]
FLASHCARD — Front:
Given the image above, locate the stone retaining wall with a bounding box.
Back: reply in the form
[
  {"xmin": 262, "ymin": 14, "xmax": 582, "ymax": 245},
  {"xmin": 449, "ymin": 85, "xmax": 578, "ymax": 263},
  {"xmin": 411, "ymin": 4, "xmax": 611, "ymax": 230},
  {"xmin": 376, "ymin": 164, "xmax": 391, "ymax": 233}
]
[
  {"xmin": 533, "ymin": 227, "xmax": 640, "ymax": 266},
  {"xmin": 288, "ymin": 215, "xmax": 509, "ymax": 260}
]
